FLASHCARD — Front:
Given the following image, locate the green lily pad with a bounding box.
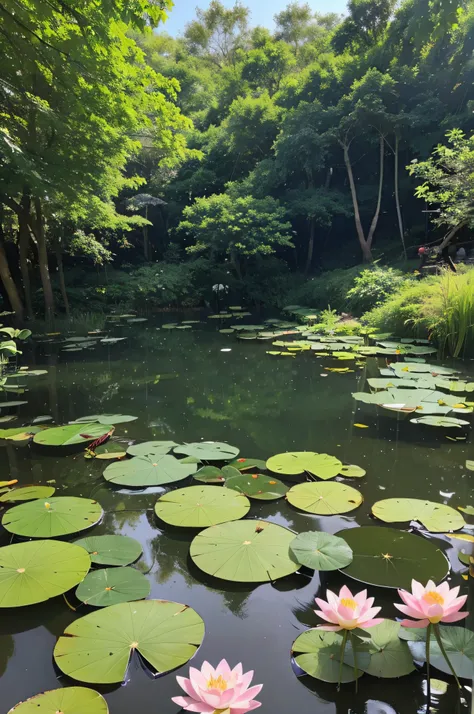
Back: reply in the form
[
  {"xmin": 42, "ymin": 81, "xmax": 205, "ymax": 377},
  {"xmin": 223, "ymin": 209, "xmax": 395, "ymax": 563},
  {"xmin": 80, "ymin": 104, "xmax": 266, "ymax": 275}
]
[
  {"xmin": 7, "ymin": 687, "xmax": 108, "ymax": 714},
  {"xmin": 228, "ymin": 457, "xmax": 267, "ymax": 471},
  {"xmin": 391, "ymin": 363, "xmax": 457, "ymax": 376},
  {"xmin": 353, "ymin": 388, "xmax": 463, "ymax": 415},
  {"xmin": 0, "ymin": 401, "xmax": 28, "ymax": 408},
  {"xmin": 339, "ymin": 464, "xmax": 366, "ymax": 478},
  {"xmin": 103, "ymin": 454, "xmax": 197, "ymax": 487},
  {"xmin": 337, "ymin": 526, "xmax": 449, "ymax": 589},
  {"xmin": 466, "ymin": 460, "xmax": 474, "ymax": 471},
  {"xmin": 154, "ymin": 485, "xmax": 250, "ymax": 527},
  {"xmin": 357, "ymin": 619, "xmax": 416, "ymax": 678},
  {"xmin": 2, "ymin": 497, "xmax": 103, "ymax": 538},
  {"xmin": 406, "ymin": 626, "xmax": 474, "ymax": 679},
  {"xmin": 190, "ymin": 520, "xmax": 299, "ymax": 582},
  {"xmin": 266, "ymin": 452, "xmax": 342, "ymax": 480},
  {"xmin": 33, "ymin": 423, "xmax": 112, "ymax": 447},
  {"xmin": 73, "ymin": 414, "xmax": 137, "ymax": 425},
  {"xmin": 224, "ymin": 472, "xmax": 288, "ymax": 500},
  {"xmin": 76, "ymin": 567, "xmax": 150, "ymax": 607},
  {"xmin": 0, "ymin": 540, "xmax": 91, "ymax": 607},
  {"xmin": 287, "ymin": 482, "xmax": 363, "ymax": 515},
  {"xmin": 127, "ymin": 440, "xmax": 179, "ymax": 458},
  {"xmin": 291, "ymin": 629, "xmax": 362, "ymax": 683},
  {"xmin": 174, "ymin": 442, "xmax": 239, "ymax": 461},
  {"xmin": 86, "ymin": 442, "xmax": 126, "ymax": 460},
  {"xmin": 193, "ymin": 466, "xmax": 226, "ymax": 483},
  {"xmin": 371, "ymin": 498, "xmax": 466, "ymax": 532},
  {"xmin": 289, "ymin": 531, "xmax": 353, "ymax": 570},
  {"xmin": 0, "ymin": 485, "xmax": 56, "ymax": 502},
  {"xmin": 73, "ymin": 535, "xmax": 142, "ymax": 566},
  {"xmin": 410, "ymin": 416, "xmax": 470, "ymax": 427},
  {"xmin": 0, "ymin": 426, "xmax": 42, "ymax": 440},
  {"xmin": 54, "ymin": 600, "xmax": 205, "ymax": 683}
]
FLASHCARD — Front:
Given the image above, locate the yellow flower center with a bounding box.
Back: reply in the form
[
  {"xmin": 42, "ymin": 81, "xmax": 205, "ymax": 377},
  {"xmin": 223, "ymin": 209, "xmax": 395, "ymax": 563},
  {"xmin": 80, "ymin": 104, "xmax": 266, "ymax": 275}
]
[
  {"xmin": 340, "ymin": 598, "xmax": 357, "ymax": 610},
  {"xmin": 423, "ymin": 591, "xmax": 444, "ymax": 606},
  {"xmin": 207, "ymin": 675, "xmax": 228, "ymax": 691}
]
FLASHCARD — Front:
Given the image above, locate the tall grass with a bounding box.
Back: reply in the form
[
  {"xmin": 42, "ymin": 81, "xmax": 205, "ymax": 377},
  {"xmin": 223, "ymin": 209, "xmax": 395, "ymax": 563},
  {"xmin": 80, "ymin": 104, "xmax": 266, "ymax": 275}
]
[{"xmin": 28, "ymin": 311, "xmax": 107, "ymax": 335}]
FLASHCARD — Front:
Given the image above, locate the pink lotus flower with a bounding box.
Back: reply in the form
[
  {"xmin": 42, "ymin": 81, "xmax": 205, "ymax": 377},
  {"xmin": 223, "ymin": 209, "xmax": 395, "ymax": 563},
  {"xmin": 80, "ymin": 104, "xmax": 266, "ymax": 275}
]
[
  {"xmin": 395, "ymin": 579, "xmax": 468, "ymax": 628},
  {"xmin": 172, "ymin": 660, "xmax": 262, "ymax": 713},
  {"xmin": 314, "ymin": 585, "xmax": 384, "ymax": 632}
]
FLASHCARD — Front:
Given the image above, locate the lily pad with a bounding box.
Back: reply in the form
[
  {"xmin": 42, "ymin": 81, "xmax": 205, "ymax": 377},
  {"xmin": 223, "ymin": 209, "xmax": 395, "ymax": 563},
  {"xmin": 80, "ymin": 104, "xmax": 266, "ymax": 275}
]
[
  {"xmin": 405, "ymin": 626, "xmax": 474, "ymax": 679},
  {"xmin": 154, "ymin": 485, "xmax": 250, "ymax": 527},
  {"xmin": 357, "ymin": 619, "xmax": 416, "ymax": 678},
  {"xmin": 291, "ymin": 629, "xmax": 362, "ymax": 683},
  {"xmin": 193, "ymin": 466, "xmax": 226, "ymax": 483},
  {"xmin": 7, "ymin": 687, "xmax": 108, "ymax": 714},
  {"xmin": 353, "ymin": 388, "xmax": 463, "ymax": 415},
  {"xmin": 289, "ymin": 531, "xmax": 353, "ymax": 570},
  {"xmin": 0, "ymin": 401, "xmax": 28, "ymax": 408},
  {"xmin": 0, "ymin": 485, "xmax": 56, "ymax": 502},
  {"xmin": 228, "ymin": 457, "xmax": 267, "ymax": 471},
  {"xmin": 76, "ymin": 567, "xmax": 150, "ymax": 607},
  {"xmin": 73, "ymin": 414, "xmax": 138, "ymax": 425},
  {"xmin": 53, "ymin": 600, "xmax": 205, "ymax": 684},
  {"xmin": 190, "ymin": 520, "xmax": 299, "ymax": 582},
  {"xmin": 0, "ymin": 426, "xmax": 42, "ymax": 440},
  {"xmin": 174, "ymin": 441, "xmax": 239, "ymax": 461},
  {"xmin": 224, "ymin": 473, "xmax": 288, "ymax": 500},
  {"xmin": 266, "ymin": 452, "xmax": 342, "ymax": 480},
  {"xmin": 86, "ymin": 442, "xmax": 126, "ymax": 460},
  {"xmin": 339, "ymin": 464, "xmax": 366, "ymax": 478},
  {"xmin": 287, "ymin": 482, "xmax": 363, "ymax": 515},
  {"xmin": 127, "ymin": 440, "xmax": 178, "ymax": 458},
  {"xmin": 466, "ymin": 460, "xmax": 474, "ymax": 471},
  {"xmin": 0, "ymin": 540, "xmax": 91, "ymax": 607},
  {"xmin": 371, "ymin": 498, "xmax": 466, "ymax": 532},
  {"xmin": 33, "ymin": 423, "xmax": 112, "ymax": 447},
  {"xmin": 410, "ymin": 416, "xmax": 470, "ymax": 427},
  {"xmin": 2, "ymin": 497, "xmax": 103, "ymax": 537},
  {"xmin": 390, "ymin": 363, "xmax": 457, "ymax": 377},
  {"xmin": 73, "ymin": 535, "xmax": 142, "ymax": 566},
  {"xmin": 103, "ymin": 454, "xmax": 197, "ymax": 487},
  {"xmin": 337, "ymin": 526, "xmax": 449, "ymax": 589}
]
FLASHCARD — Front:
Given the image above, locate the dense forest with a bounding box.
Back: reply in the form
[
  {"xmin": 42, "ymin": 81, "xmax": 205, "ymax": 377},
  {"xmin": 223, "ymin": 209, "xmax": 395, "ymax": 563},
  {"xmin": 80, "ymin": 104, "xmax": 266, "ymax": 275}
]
[{"xmin": 1, "ymin": 0, "xmax": 474, "ymax": 321}]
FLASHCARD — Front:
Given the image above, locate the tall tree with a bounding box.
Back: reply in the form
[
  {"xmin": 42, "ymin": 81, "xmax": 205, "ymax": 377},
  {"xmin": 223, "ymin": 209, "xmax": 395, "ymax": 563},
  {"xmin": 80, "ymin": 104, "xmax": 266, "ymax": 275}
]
[{"xmin": 184, "ymin": 1, "xmax": 249, "ymax": 67}]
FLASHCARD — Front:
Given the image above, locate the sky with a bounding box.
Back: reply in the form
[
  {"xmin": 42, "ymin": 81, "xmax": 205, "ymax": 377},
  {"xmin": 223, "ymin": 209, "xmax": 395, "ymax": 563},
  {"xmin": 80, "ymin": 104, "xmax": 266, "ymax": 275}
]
[{"xmin": 163, "ymin": 0, "xmax": 349, "ymax": 36}]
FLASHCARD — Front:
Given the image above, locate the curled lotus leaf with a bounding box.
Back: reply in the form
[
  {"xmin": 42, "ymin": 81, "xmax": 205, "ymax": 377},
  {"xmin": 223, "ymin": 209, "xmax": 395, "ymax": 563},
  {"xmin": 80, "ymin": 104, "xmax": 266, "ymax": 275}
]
[
  {"xmin": 7, "ymin": 687, "xmax": 108, "ymax": 714},
  {"xmin": 371, "ymin": 498, "xmax": 466, "ymax": 532},
  {"xmin": 287, "ymin": 482, "xmax": 363, "ymax": 515},
  {"xmin": 266, "ymin": 451, "xmax": 342, "ymax": 480}
]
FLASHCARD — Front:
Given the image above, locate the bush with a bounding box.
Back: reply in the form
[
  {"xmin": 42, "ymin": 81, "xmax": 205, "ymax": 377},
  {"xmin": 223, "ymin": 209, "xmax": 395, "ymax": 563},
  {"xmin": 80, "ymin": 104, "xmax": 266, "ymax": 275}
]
[
  {"xmin": 346, "ymin": 267, "xmax": 410, "ymax": 315},
  {"xmin": 362, "ymin": 279, "xmax": 435, "ymax": 337},
  {"xmin": 284, "ymin": 266, "xmax": 364, "ymax": 312}
]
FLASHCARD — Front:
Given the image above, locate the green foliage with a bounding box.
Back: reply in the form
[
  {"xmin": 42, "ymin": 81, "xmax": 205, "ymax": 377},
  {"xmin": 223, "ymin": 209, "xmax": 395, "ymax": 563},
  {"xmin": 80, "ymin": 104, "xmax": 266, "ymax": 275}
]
[
  {"xmin": 346, "ymin": 268, "xmax": 409, "ymax": 315},
  {"xmin": 286, "ymin": 266, "xmax": 365, "ymax": 312}
]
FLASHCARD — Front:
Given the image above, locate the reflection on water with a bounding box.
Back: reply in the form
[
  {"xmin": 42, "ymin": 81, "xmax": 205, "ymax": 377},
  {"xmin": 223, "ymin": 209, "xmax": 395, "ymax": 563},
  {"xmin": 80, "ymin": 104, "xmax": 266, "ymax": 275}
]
[{"xmin": 0, "ymin": 317, "xmax": 471, "ymax": 713}]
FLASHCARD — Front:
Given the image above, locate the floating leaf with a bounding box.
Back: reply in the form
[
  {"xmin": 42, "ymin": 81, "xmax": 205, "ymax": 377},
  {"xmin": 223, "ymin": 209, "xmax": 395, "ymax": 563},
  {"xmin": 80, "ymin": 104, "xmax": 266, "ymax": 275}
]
[
  {"xmin": 371, "ymin": 498, "xmax": 466, "ymax": 532},
  {"xmin": 443, "ymin": 533, "xmax": 474, "ymax": 543},
  {"xmin": 104, "ymin": 454, "xmax": 197, "ymax": 487},
  {"xmin": 0, "ymin": 485, "xmax": 55, "ymax": 502},
  {"xmin": 0, "ymin": 401, "xmax": 28, "ymax": 408},
  {"xmin": 410, "ymin": 416, "xmax": 470, "ymax": 427},
  {"xmin": 406, "ymin": 626, "xmax": 474, "ymax": 679},
  {"xmin": 0, "ymin": 426, "xmax": 42, "ymax": 440},
  {"xmin": 339, "ymin": 464, "xmax": 366, "ymax": 478},
  {"xmin": 0, "ymin": 540, "xmax": 91, "ymax": 607},
  {"xmin": 155, "ymin": 485, "xmax": 249, "ymax": 527},
  {"xmin": 291, "ymin": 629, "xmax": 363, "ymax": 683},
  {"xmin": 190, "ymin": 520, "xmax": 299, "ymax": 582},
  {"xmin": 76, "ymin": 567, "xmax": 150, "ymax": 607},
  {"xmin": 287, "ymin": 482, "xmax": 363, "ymax": 515},
  {"xmin": 466, "ymin": 460, "xmax": 474, "ymax": 471},
  {"xmin": 358, "ymin": 619, "xmax": 416, "ymax": 678},
  {"xmin": 7, "ymin": 687, "xmax": 108, "ymax": 714},
  {"xmin": 73, "ymin": 414, "xmax": 137, "ymax": 425},
  {"xmin": 354, "ymin": 423, "xmax": 369, "ymax": 429},
  {"xmin": 127, "ymin": 440, "xmax": 178, "ymax": 458},
  {"xmin": 33, "ymin": 423, "xmax": 112, "ymax": 447},
  {"xmin": 337, "ymin": 526, "xmax": 449, "ymax": 589},
  {"xmin": 174, "ymin": 441, "xmax": 239, "ymax": 461},
  {"xmin": 73, "ymin": 535, "xmax": 142, "ymax": 566},
  {"xmin": 86, "ymin": 442, "xmax": 126, "ymax": 460},
  {"xmin": 53, "ymin": 600, "xmax": 205, "ymax": 684},
  {"xmin": 228, "ymin": 457, "xmax": 267, "ymax": 471},
  {"xmin": 266, "ymin": 452, "xmax": 342, "ymax": 480},
  {"xmin": 458, "ymin": 505, "xmax": 474, "ymax": 516},
  {"xmin": 193, "ymin": 466, "xmax": 226, "ymax": 483},
  {"xmin": 224, "ymin": 473, "xmax": 288, "ymax": 500},
  {"xmin": 353, "ymin": 388, "xmax": 463, "ymax": 415},
  {"xmin": 2, "ymin": 497, "xmax": 103, "ymax": 537},
  {"xmin": 289, "ymin": 531, "xmax": 353, "ymax": 570}
]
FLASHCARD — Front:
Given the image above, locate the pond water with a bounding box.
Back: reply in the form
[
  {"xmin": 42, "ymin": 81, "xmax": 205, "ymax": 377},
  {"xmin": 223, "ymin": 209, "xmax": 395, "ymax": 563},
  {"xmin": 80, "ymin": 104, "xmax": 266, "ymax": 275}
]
[{"xmin": 1, "ymin": 315, "xmax": 473, "ymax": 714}]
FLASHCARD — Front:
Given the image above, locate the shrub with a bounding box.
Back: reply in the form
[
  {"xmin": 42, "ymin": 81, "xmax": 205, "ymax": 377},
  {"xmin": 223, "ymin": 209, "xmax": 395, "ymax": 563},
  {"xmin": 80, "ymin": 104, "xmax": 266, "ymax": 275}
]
[
  {"xmin": 284, "ymin": 266, "xmax": 364, "ymax": 312},
  {"xmin": 346, "ymin": 267, "xmax": 410, "ymax": 315}
]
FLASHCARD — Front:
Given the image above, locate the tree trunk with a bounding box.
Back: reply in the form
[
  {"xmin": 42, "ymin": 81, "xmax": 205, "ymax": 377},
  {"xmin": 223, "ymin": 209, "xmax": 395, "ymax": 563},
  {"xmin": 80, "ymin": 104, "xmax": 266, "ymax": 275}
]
[
  {"xmin": 439, "ymin": 222, "xmax": 466, "ymax": 252},
  {"xmin": 18, "ymin": 198, "xmax": 34, "ymax": 319},
  {"xmin": 304, "ymin": 218, "xmax": 315, "ymax": 275},
  {"xmin": 32, "ymin": 198, "xmax": 55, "ymax": 322},
  {"xmin": 55, "ymin": 238, "xmax": 70, "ymax": 318},
  {"xmin": 342, "ymin": 142, "xmax": 373, "ymax": 262},
  {"xmin": 143, "ymin": 205, "xmax": 149, "ymax": 261},
  {"xmin": 230, "ymin": 250, "xmax": 242, "ymax": 281},
  {"xmin": 394, "ymin": 135, "xmax": 407, "ymax": 260},
  {"xmin": 367, "ymin": 135, "xmax": 385, "ymax": 249},
  {"xmin": 0, "ymin": 217, "xmax": 24, "ymax": 321}
]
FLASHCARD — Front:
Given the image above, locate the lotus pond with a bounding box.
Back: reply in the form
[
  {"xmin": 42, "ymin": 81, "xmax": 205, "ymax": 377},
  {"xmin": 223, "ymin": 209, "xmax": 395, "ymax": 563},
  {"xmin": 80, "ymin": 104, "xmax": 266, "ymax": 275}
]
[{"xmin": 1, "ymin": 312, "xmax": 473, "ymax": 714}]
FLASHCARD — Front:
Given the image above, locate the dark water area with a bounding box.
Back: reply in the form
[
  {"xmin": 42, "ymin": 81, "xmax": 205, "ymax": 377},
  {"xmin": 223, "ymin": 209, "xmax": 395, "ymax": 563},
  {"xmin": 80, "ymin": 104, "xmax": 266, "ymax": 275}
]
[{"xmin": 1, "ymin": 315, "xmax": 473, "ymax": 714}]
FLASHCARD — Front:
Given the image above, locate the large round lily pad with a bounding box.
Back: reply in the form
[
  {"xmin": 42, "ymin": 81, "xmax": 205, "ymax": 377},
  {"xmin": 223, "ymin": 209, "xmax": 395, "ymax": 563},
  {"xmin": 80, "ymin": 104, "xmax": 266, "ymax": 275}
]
[
  {"xmin": 291, "ymin": 629, "xmax": 362, "ymax": 683},
  {"xmin": 33, "ymin": 423, "xmax": 112, "ymax": 447},
  {"xmin": 358, "ymin": 619, "xmax": 416, "ymax": 678},
  {"xmin": 190, "ymin": 520, "xmax": 299, "ymax": 582},
  {"xmin": 53, "ymin": 600, "xmax": 205, "ymax": 684},
  {"xmin": 266, "ymin": 452, "xmax": 342, "ymax": 480},
  {"xmin": 2, "ymin": 497, "xmax": 103, "ymax": 538},
  {"xmin": 0, "ymin": 485, "xmax": 56, "ymax": 502},
  {"xmin": 289, "ymin": 531, "xmax": 353, "ymax": 571},
  {"xmin": 7, "ymin": 687, "xmax": 108, "ymax": 714},
  {"xmin": 76, "ymin": 567, "xmax": 150, "ymax": 607},
  {"xmin": 371, "ymin": 498, "xmax": 466, "ymax": 532},
  {"xmin": 154, "ymin": 485, "xmax": 250, "ymax": 527},
  {"xmin": 0, "ymin": 540, "xmax": 91, "ymax": 607},
  {"xmin": 174, "ymin": 442, "xmax": 239, "ymax": 461},
  {"xmin": 127, "ymin": 441, "xmax": 178, "ymax": 458},
  {"xmin": 287, "ymin": 482, "xmax": 363, "ymax": 515},
  {"xmin": 103, "ymin": 454, "xmax": 197, "ymax": 487},
  {"xmin": 73, "ymin": 535, "xmax": 142, "ymax": 566},
  {"xmin": 337, "ymin": 526, "xmax": 449, "ymax": 589},
  {"xmin": 224, "ymin": 473, "xmax": 288, "ymax": 500}
]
